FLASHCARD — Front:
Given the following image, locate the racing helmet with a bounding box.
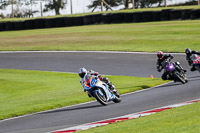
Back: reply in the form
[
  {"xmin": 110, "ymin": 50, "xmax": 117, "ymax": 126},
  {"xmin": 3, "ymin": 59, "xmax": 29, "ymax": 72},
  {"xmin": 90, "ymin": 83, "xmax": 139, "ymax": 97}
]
[
  {"xmin": 157, "ymin": 51, "xmax": 164, "ymax": 59},
  {"xmin": 78, "ymin": 67, "xmax": 87, "ymax": 78},
  {"xmin": 185, "ymin": 48, "xmax": 191, "ymax": 55}
]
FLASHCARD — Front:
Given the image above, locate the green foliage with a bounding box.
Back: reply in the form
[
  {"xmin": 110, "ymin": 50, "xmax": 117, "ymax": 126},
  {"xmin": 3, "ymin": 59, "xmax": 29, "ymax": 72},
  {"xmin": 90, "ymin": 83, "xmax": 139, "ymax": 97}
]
[
  {"xmin": 135, "ymin": 0, "xmax": 164, "ymax": 8},
  {"xmin": 0, "ymin": 0, "xmax": 12, "ymax": 9},
  {"xmin": 0, "ymin": 69, "xmax": 166, "ymax": 120},
  {"xmin": 44, "ymin": 0, "xmax": 67, "ymax": 15},
  {"xmin": 88, "ymin": 0, "xmax": 123, "ymax": 11}
]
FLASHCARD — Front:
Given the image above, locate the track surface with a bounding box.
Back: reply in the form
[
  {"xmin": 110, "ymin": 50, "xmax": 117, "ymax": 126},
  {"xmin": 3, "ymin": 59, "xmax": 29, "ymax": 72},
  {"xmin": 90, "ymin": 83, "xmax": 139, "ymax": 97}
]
[{"xmin": 0, "ymin": 52, "xmax": 200, "ymax": 133}]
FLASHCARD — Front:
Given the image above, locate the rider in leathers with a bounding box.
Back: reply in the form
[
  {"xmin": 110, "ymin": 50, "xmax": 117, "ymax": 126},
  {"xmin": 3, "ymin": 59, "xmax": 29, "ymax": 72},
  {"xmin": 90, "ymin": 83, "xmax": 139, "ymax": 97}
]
[
  {"xmin": 78, "ymin": 67, "xmax": 115, "ymax": 97},
  {"xmin": 156, "ymin": 51, "xmax": 186, "ymax": 80},
  {"xmin": 185, "ymin": 48, "xmax": 200, "ymax": 71}
]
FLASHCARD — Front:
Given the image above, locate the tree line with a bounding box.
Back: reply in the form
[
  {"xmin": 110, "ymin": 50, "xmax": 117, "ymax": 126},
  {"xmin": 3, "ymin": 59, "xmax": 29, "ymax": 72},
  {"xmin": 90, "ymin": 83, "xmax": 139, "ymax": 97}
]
[{"xmin": 0, "ymin": 0, "xmax": 198, "ymax": 18}]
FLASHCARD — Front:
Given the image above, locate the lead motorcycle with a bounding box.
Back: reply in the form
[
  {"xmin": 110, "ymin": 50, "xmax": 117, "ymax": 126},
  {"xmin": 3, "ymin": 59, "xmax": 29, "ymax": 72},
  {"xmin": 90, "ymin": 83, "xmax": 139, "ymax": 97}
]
[
  {"xmin": 161, "ymin": 58, "xmax": 188, "ymax": 84},
  {"xmin": 84, "ymin": 75, "xmax": 121, "ymax": 106},
  {"xmin": 190, "ymin": 54, "xmax": 200, "ymax": 73}
]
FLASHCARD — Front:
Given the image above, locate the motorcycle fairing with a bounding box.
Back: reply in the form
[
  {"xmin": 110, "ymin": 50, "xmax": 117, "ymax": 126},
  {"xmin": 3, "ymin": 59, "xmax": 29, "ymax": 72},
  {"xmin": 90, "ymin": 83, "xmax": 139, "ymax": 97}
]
[{"xmin": 84, "ymin": 76, "xmax": 115, "ymax": 101}]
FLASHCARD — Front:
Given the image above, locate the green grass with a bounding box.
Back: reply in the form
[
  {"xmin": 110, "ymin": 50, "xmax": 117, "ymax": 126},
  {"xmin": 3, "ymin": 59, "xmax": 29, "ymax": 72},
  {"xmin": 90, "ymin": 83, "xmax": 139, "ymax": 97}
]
[
  {"xmin": 1, "ymin": 5, "xmax": 200, "ymax": 22},
  {"xmin": 0, "ymin": 69, "xmax": 167, "ymax": 120},
  {"xmin": 0, "ymin": 20, "xmax": 200, "ymax": 52},
  {"xmin": 80, "ymin": 101, "xmax": 200, "ymax": 133}
]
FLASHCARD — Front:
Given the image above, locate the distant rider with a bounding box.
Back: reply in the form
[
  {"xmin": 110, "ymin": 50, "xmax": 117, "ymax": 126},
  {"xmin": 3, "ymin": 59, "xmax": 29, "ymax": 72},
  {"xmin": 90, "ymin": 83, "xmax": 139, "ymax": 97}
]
[
  {"xmin": 185, "ymin": 48, "xmax": 200, "ymax": 71},
  {"xmin": 156, "ymin": 51, "xmax": 186, "ymax": 80},
  {"xmin": 78, "ymin": 67, "xmax": 115, "ymax": 97}
]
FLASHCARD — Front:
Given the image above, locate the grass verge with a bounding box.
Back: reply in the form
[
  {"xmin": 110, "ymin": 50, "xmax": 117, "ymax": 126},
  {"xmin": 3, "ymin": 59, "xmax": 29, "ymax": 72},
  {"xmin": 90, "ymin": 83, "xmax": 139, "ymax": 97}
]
[
  {"xmin": 80, "ymin": 101, "xmax": 200, "ymax": 133},
  {"xmin": 0, "ymin": 69, "xmax": 167, "ymax": 120},
  {"xmin": 0, "ymin": 20, "xmax": 200, "ymax": 52}
]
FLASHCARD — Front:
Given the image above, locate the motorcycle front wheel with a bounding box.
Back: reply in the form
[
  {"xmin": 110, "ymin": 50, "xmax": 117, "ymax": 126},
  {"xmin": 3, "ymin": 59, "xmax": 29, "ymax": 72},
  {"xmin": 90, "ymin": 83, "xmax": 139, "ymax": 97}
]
[
  {"xmin": 93, "ymin": 88, "xmax": 108, "ymax": 106},
  {"xmin": 174, "ymin": 71, "xmax": 186, "ymax": 84}
]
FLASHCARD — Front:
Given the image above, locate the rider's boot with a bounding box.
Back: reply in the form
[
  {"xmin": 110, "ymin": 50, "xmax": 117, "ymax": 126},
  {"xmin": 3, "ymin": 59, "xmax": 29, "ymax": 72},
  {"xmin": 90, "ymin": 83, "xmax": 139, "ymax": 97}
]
[
  {"xmin": 87, "ymin": 92, "xmax": 92, "ymax": 98},
  {"xmin": 108, "ymin": 82, "xmax": 116, "ymax": 92}
]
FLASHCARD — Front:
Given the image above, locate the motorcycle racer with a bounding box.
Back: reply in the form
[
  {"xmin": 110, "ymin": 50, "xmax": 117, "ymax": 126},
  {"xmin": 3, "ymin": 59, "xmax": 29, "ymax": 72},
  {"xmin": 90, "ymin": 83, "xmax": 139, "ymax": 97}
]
[
  {"xmin": 185, "ymin": 48, "xmax": 200, "ymax": 71},
  {"xmin": 78, "ymin": 67, "xmax": 115, "ymax": 96},
  {"xmin": 156, "ymin": 51, "xmax": 186, "ymax": 80}
]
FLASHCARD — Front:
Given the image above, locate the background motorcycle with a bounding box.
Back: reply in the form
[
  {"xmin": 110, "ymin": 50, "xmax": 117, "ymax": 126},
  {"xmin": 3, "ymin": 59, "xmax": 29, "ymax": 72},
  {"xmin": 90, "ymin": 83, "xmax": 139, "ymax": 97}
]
[
  {"xmin": 190, "ymin": 54, "xmax": 200, "ymax": 73},
  {"xmin": 162, "ymin": 59, "xmax": 188, "ymax": 84},
  {"xmin": 84, "ymin": 75, "xmax": 121, "ymax": 106}
]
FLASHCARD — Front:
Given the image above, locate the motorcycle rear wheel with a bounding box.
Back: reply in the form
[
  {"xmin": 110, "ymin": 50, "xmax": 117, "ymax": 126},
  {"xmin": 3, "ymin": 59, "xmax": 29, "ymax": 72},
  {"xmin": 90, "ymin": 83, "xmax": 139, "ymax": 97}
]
[{"xmin": 113, "ymin": 90, "xmax": 121, "ymax": 103}]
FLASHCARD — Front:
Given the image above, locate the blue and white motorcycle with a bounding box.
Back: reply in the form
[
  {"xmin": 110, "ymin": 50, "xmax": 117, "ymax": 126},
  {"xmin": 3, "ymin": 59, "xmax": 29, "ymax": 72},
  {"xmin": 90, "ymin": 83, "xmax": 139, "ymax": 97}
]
[{"xmin": 84, "ymin": 75, "xmax": 121, "ymax": 106}]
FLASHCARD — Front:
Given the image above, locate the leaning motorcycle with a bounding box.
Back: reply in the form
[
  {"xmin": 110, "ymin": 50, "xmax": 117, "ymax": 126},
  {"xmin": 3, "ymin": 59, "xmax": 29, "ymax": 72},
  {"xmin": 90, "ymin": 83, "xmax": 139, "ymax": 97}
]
[
  {"xmin": 162, "ymin": 59, "xmax": 188, "ymax": 84},
  {"xmin": 84, "ymin": 75, "xmax": 121, "ymax": 106},
  {"xmin": 190, "ymin": 54, "xmax": 200, "ymax": 73}
]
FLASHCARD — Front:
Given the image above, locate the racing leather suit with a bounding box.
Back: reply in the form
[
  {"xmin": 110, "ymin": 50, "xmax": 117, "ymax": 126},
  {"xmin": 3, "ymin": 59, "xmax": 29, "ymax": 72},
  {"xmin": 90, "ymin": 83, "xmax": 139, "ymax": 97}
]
[{"xmin": 80, "ymin": 70, "xmax": 115, "ymax": 91}]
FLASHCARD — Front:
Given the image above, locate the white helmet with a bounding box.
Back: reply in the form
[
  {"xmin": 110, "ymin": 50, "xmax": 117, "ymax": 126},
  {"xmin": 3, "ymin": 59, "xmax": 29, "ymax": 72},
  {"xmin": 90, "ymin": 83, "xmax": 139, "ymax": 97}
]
[{"xmin": 78, "ymin": 67, "xmax": 87, "ymax": 78}]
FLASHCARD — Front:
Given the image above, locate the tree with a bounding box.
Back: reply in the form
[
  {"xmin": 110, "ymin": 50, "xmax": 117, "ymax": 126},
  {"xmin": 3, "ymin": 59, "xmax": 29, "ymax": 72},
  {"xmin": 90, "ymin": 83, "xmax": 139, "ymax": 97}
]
[
  {"xmin": 0, "ymin": 1, "xmax": 9, "ymax": 9},
  {"xmin": 43, "ymin": 0, "xmax": 67, "ymax": 15},
  {"xmin": 88, "ymin": 0, "xmax": 123, "ymax": 11},
  {"xmin": 129, "ymin": 0, "xmax": 165, "ymax": 8},
  {"xmin": 0, "ymin": 0, "xmax": 39, "ymax": 18}
]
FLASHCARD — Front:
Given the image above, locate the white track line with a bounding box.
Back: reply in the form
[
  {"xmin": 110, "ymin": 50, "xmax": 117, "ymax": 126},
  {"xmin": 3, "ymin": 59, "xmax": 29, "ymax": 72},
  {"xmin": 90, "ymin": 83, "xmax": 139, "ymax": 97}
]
[
  {"xmin": 0, "ymin": 51, "xmax": 185, "ymax": 55},
  {"xmin": 49, "ymin": 98, "xmax": 200, "ymax": 133}
]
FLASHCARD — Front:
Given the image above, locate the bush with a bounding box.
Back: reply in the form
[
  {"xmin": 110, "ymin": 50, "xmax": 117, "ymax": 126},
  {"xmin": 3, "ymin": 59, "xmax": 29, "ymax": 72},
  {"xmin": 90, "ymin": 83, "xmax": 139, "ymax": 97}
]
[
  {"xmin": 24, "ymin": 20, "xmax": 35, "ymax": 29},
  {"xmin": 142, "ymin": 11, "xmax": 154, "ymax": 22},
  {"xmin": 112, "ymin": 13, "xmax": 125, "ymax": 23},
  {"xmin": 5, "ymin": 22, "xmax": 14, "ymax": 31},
  {"xmin": 45, "ymin": 18, "xmax": 56, "ymax": 28},
  {"xmin": 182, "ymin": 9, "xmax": 192, "ymax": 20},
  {"xmin": 35, "ymin": 19, "xmax": 46, "ymax": 29},
  {"xmin": 124, "ymin": 13, "xmax": 134, "ymax": 23},
  {"xmin": 73, "ymin": 16, "xmax": 84, "ymax": 26},
  {"xmin": 161, "ymin": 9, "xmax": 172, "ymax": 21},
  {"xmin": 83, "ymin": 15, "xmax": 94, "ymax": 25},
  {"xmin": 190, "ymin": 9, "xmax": 200, "ymax": 20},
  {"xmin": 170, "ymin": 9, "xmax": 183, "ymax": 20},
  {"xmin": 55, "ymin": 17, "xmax": 67, "ymax": 27},
  {"xmin": 102, "ymin": 13, "xmax": 113, "ymax": 24},
  {"xmin": 92, "ymin": 14, "xmax": 103, "ymax": 24},
  {"xmin": 65, "ymin": 17, "xmax": 74, "ymax": 26},
  {"xmin": 13, "ymin": 21, "xmax": 24, "ymax": 30},
  {"xmin": 0, "ymin": 22, "xmax": 6, "ymax": 31},
  {"xmin": 133, "ymin": 12, "xmax": 143, "ymax": 22},
  {"xmin": 153, "ymin": 11, "xmax": 161, "ymax": 21}
]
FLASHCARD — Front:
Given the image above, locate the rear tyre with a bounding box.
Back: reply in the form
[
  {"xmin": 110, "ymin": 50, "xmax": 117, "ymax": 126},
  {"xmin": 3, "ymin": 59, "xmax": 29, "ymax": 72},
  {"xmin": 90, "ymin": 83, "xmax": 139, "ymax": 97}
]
[
  {"xmin": 93, "ymin": 88, "xmax": 108, "ymax": 106},
  {"xmin": 113, "ymin": 90, "xmax": 121, "ymax": 103}
]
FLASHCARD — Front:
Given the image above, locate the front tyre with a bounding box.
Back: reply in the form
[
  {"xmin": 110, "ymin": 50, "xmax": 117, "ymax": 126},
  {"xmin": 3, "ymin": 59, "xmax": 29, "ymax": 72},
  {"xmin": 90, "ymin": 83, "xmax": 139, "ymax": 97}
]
[
  {"xmin": 174, "ymin": 71, "xmax": 186, "ymax": 84},
  {"xmin": 93, "ymin": 88, "xmax": 108, "ymax": 106}
]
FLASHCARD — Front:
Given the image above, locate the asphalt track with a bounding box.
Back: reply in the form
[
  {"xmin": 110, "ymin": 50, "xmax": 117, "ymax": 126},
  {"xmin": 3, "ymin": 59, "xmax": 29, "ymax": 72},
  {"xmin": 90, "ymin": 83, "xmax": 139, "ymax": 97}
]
[{"xmin": 0, "ymin": 51, "xmax": 200, "ymax": 133}]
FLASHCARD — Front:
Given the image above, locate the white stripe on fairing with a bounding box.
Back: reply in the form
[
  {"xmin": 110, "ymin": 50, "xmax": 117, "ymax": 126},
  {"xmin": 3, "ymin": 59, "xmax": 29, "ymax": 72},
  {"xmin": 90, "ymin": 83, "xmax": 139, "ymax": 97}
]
[
  {"xmin": 50, "ymin": 99, "xmax": 200, "ymax": 133},
  {"xmin": 0, "ymin": 51, "xmax": 185, "ymax": 55}
]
